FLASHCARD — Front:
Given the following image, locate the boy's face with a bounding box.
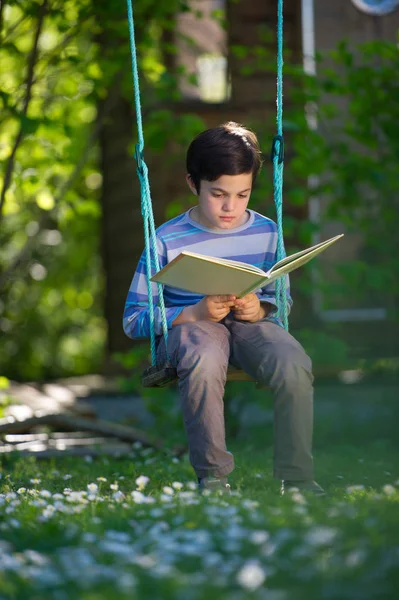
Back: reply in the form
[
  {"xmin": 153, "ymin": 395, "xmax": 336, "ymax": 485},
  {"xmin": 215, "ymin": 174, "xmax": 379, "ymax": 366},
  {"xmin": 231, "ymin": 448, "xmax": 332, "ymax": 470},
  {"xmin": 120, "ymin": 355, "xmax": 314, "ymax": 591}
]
[{"xmin": 187, "ymin": 173, "xmax": 253, "ymax": 230}]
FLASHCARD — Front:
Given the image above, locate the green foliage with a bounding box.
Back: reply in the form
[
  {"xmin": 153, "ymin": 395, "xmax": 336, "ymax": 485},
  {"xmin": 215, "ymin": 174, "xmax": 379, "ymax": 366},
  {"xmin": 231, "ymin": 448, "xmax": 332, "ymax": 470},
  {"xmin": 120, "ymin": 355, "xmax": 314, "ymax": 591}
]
[
  {"xmin": 287, "ymin": 40, "xmax": 399, "ymax": 317},
  {"xmin": 0, "ymin": 0, "xmax": 201, "ymax": 381},
  {"xmin": 0, "ymin": 0, "xmax": 106, "ymax": 379}
]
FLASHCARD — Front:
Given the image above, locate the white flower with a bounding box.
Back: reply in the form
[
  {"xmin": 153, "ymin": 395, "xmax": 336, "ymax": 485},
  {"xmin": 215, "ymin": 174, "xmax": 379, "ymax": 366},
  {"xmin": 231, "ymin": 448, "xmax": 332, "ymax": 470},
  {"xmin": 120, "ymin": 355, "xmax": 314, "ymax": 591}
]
[
  {"xmin": 186, "ymin": 482, "xmax": 197, "ymax": 490},
  {"xmin": 110, "ymin": 483, "xmax": 119, "ymax": 491},
  {"xmin": 346, "ymin": 485, "xmax": 365, "ymax": 494},
  {"xmin": 382, "ymin": 484, "xmax": 396, "ymax": 496},
  {"xmin": 30, "ymin": 478, "xmax": 41, "ymax": 485},
  {"xmin": 52, "ymin": 493, "xmax": 63, "ymax": 501},
  {"xmin": 82, "ymin": 532, "xmax": 97, "ymax": 543},
  {"xmin": 63, "ymin": 474, "xmax": 72, "ymax": 480},
  {"xmin": 97, "ymin": 477, "xmax": 107, "ymax": 482},
  {"xmin": 112, "ymin": 491, "xmax": 125, "ymax": 502},
  {"xmin": 87, "ymin": 483, "xmax": 99, "ymax": 494},
  {"xmin": 290, "ymin": 492, "xmax": 307, "ymax": 505},
  {"xmin": 236, "ymin": 560, "xmax": 266, "ymax": 590},
  {"xmin": 31, "ymin": 499, "xmax": 47, "ymax": 508},
  {"xmin": 135, "ymin": 475, "xmax": 150, "ymax": 491},
  {"xmin": 242, "ymin": 500, "xmax": 259, "ymax": 510},
  {"xmin": 40, "ymin": 490, "xmax": 52, "ymax": 498},
  {"xmin": 172, "ymin": 481, "xmax": 183, "ymax": 490},
  {"xmin": 305, "ymin": 526, "xmax": 337, "ymax": 546},
  {"xmin": 132, "ymin": 554, "xmax": 156, "ymax": 569},
  {"xmin": 17, "ymin": 488, "xmax": 26, "ymax": 494},
  {"xmin": 162, "ymin": 486, "xmax": 174, "ymax": 495},
  {"xmin": 249, "ymin": 531, "xmax": 270, "ymax": 545},
  {"xmin": 160, "ymin": 494, "xmax": 174, "ymax": 502},
  {"xmin": 9, "ymin": 518, "xmax": 21, "ymax": 528},
  {"xmin": 131, "ymin": 491, "xmax": 146, "ymax": 504},
  {"xmin": 346, "ymin": 549, "xmax": 366, "ymax": 567}
]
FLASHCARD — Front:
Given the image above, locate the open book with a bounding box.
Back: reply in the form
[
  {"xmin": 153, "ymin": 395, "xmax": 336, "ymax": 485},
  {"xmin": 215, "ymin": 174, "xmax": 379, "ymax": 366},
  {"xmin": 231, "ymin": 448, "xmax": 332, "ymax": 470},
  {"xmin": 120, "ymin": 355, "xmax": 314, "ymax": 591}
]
[{"xmin": 151, "ymin": 234, "xmax": 344, "ymax": 297}]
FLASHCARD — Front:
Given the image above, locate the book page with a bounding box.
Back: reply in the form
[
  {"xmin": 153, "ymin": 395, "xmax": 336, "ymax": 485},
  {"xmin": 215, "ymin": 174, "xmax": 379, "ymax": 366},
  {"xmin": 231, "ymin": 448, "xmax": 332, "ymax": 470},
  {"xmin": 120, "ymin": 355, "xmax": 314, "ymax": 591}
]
[
  {"xmin": 151, "ymin": 252, "xmax": 267, "ymax": 296},
  {"xmin": 267, "ymin": 234, "xmax": 344, "ymax": 281},
  {"xmin": 182, "ymin": 251, "xmax": 266, "ymax": 276}
]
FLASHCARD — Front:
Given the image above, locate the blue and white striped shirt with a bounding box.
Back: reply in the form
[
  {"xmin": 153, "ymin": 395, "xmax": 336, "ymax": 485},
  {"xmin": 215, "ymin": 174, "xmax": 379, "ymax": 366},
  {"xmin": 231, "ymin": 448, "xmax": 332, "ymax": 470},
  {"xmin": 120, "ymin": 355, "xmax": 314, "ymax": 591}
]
[{"xmin": 123, "ymin": 208, "xmax": 292, "ymax": 339}]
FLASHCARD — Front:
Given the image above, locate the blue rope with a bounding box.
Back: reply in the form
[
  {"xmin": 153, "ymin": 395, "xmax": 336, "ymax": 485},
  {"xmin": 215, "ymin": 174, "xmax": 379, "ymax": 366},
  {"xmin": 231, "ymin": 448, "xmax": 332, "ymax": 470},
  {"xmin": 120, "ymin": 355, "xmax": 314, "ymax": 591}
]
[
  {"xmin": 126, "ymin": 0, "xmax": 170, "ymax": 364},
  {"xmin": 272, "ymin": 0, "xmax": 289, "ymax": 330}
]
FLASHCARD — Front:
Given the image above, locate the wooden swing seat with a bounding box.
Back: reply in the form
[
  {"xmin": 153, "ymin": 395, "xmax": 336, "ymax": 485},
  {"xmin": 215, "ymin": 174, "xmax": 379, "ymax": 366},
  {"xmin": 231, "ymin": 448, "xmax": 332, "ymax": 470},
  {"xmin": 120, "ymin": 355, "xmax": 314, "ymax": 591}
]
[{"xmin": 142, "ymin": 362, "xmax": 254, "ymax": 388}]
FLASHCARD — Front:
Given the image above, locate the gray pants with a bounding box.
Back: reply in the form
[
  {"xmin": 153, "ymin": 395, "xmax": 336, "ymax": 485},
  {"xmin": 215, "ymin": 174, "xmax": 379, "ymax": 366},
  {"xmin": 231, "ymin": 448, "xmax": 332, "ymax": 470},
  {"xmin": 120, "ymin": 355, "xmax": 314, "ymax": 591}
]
[{"xmin": 157, "ymin": 315, "xmax": 314, "ymax": 481}]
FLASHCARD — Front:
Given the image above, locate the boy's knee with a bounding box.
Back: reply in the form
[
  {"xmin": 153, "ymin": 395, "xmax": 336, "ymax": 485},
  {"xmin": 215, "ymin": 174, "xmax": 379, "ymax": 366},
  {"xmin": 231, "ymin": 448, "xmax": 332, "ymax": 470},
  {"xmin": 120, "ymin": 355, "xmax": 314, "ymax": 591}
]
[
  {"xmin": 260, "ymin": 342, "xmax": 313, "ymax": 388},
  {"xmin": 180, "ymin": 343, "xmax": 230, "ymax": 378}
]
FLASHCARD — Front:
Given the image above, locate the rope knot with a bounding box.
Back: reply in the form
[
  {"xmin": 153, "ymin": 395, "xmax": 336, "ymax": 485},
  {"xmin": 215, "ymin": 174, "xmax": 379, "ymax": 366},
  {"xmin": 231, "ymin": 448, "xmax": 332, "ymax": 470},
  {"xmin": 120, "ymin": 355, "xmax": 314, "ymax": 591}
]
[
  {"xmin": 270, "ymin": 135, "xmax": 285, "ymax": 164},
  {"xmin": 134, "ymin": 143, "xmax": 145, "ymax": 176}
]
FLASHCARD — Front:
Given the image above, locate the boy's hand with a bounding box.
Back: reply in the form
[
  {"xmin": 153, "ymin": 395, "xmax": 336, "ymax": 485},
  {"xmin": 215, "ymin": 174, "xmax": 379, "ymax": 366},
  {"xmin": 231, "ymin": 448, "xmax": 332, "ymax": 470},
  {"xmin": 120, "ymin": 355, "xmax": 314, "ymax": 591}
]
[
  {"xmin": 195, "ymin": 295, "xmax": 237, "ymax": 322},
  {"xmin": 232, "ymin": 293, "xmax": 267, "ymax": 323}
]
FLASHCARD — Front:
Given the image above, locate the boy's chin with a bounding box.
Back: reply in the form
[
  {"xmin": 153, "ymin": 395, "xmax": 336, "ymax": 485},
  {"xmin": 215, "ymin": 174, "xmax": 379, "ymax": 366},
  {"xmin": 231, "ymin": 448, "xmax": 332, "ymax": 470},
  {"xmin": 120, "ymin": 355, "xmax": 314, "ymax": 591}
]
[{"xmin": 217, "ymin": 219, "xmax": 236, "ymax": 228}]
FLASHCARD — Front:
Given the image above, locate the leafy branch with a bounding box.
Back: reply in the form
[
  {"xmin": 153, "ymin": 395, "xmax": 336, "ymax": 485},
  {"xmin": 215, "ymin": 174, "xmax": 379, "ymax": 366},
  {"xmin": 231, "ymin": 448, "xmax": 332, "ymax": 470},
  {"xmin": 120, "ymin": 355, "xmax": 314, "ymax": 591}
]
[
  {"xmin": 0, "ymin": 73, "xmax": 123, "ymax": 292},
  {"xmin": 0, "ymin": 0, "xmax": 48, "ymax": 225}
]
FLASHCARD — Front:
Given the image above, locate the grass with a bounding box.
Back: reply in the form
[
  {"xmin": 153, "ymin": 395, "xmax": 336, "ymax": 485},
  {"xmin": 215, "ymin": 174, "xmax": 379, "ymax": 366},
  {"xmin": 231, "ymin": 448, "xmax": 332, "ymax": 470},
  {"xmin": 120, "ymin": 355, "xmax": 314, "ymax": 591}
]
[{"xmin": 0, "ymin": 380, "xmax": 399, "ymax": 600}]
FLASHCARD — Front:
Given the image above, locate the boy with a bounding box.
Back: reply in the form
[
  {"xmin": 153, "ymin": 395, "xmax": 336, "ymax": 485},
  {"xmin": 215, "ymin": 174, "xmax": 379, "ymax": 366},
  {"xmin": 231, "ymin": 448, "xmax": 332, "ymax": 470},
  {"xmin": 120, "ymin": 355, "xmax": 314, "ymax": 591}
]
[{"xmin": 123, "ymin": 122, "xmax": 325, "ymax": 496}]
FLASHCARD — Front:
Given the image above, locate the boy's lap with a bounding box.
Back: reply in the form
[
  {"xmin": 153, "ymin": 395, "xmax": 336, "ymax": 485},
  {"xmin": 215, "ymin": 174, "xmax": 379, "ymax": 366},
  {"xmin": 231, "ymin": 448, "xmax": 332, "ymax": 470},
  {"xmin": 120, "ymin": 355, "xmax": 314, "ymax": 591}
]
[{"xmin": 156, "ymin": 315, "xmax": 308, "ymax": 369}]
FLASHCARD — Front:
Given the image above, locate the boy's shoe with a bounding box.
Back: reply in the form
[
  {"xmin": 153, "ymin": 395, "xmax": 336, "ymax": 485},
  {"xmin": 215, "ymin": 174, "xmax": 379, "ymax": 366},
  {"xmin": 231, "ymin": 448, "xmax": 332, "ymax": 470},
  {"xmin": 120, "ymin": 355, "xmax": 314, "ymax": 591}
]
[
  {"xmin": 280, "ymin": 480, "xmax": 326, "ymax": 497},
  {"xmin": 198, "ymin": 477, "xmax": 231, "ymax": 495}
]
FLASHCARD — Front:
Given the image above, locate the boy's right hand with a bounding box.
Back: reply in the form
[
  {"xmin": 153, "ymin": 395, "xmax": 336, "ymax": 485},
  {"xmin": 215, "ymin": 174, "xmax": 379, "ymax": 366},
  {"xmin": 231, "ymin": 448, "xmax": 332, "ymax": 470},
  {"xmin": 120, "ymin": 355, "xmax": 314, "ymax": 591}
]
[{"xmin": 195, "ymin": 295, "xmax": 236, "ymax": 322}]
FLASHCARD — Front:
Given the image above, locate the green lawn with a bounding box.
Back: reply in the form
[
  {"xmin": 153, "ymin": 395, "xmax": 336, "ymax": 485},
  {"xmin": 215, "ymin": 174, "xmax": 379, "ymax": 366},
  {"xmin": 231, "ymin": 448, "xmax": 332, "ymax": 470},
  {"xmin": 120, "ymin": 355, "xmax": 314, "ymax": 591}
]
[{"xmin": 0, "ymin": 381, "xmax": 398, "ymax": 600}]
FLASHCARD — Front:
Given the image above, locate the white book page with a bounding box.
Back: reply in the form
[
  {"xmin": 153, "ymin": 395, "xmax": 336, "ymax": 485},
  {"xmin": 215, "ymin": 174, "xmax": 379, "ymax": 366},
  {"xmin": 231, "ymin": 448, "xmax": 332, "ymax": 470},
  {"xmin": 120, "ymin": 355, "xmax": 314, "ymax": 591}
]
[
  {"xmin": 182, "ymin": 251, "xmax": 266, "ymax": 276},
  {"xmin": 267, "ymin": 234, "xmax": 344, "ymax": 275}
]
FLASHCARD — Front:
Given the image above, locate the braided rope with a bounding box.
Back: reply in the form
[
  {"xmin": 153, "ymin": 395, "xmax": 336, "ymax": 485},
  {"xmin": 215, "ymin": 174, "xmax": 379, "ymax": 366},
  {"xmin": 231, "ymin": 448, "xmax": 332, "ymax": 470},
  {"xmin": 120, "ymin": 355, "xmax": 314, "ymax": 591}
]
[
  {"xmin": 126, "ymin": 0, "xmax": 169, "ymax": 364},
  {"xmin": 272, "ymin": 0, "xmax": 289, "ymax": 330}
]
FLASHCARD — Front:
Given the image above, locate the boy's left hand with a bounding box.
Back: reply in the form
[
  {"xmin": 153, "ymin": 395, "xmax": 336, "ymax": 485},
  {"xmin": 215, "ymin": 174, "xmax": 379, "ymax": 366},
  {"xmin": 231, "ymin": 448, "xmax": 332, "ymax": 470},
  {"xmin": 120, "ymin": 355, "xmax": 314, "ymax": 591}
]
[{"xmin": 232, "ymin": 293, "xmax": 267, "ymax": 323}]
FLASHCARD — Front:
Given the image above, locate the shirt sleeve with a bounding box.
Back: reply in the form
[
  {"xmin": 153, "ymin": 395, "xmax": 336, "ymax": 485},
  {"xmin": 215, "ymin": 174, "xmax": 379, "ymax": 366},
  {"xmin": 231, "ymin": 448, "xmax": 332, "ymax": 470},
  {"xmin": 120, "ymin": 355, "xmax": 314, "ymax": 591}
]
[{"xmin": 122, "ymin": 237, "xmax": 184, "ymax": 340}]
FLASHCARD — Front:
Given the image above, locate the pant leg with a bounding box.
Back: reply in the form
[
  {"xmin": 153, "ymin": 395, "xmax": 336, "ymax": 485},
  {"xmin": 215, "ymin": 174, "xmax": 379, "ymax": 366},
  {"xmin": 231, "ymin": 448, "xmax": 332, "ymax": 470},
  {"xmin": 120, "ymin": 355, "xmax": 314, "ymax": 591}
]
[
  {"xmin": 226, "ymin": 316, "xmax": 314, "ymax": 481},
  {"xmin": 157, "ymin": 321, "xmax": 234, "ymax": 479}
]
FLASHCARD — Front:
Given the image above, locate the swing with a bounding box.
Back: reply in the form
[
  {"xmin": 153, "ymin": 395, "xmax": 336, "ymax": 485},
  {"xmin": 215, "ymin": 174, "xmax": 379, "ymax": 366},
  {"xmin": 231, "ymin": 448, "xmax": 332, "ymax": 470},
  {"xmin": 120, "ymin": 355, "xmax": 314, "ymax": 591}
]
[{"xmin": 126, "ymin": 0, "xmax": 289, "ymax": 388}]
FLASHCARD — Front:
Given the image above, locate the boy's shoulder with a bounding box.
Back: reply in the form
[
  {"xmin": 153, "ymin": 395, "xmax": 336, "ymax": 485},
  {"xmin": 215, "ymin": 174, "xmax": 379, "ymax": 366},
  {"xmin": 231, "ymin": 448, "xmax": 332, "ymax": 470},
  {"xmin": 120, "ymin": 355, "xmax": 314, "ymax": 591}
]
[
  {"xmin": 156, "ymin": 211, "xmax": 191, "ymax": 239},
  {"xmin": 250, "ymin": 210, "xmax": 278, "ymax": 231}
]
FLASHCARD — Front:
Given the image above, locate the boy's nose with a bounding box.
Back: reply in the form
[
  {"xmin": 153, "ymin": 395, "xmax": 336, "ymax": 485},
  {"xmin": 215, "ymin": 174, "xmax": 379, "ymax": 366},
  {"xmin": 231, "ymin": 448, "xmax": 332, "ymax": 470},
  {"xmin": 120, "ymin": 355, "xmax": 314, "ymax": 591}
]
[{"xmin": 222, "ymin": 199, "xmax": 235, "ymax": 212}]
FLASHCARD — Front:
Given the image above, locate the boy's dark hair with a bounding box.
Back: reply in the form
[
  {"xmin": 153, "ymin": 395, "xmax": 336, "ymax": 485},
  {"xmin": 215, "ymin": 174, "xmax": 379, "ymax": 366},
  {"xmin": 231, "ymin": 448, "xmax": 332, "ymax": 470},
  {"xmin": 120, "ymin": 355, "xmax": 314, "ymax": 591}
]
[{"xmin": 186, "ymin": 121, "xmax": 263, "ymax": 193}]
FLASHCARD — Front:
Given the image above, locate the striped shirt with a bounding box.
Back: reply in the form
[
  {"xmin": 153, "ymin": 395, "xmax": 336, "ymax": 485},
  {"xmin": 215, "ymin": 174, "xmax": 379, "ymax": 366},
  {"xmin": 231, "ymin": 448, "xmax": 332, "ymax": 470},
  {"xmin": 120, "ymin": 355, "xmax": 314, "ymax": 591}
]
[{"xmin": 123, "ymin": 208, "xmax": 292, "ymax": 339}]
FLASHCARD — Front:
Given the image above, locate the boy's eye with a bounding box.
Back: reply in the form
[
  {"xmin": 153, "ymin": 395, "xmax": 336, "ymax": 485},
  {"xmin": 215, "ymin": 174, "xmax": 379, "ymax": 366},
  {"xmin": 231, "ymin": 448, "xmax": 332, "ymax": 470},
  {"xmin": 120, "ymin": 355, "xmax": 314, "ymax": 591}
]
[
  {"xmin": 212, "ymin": 193, "xmax": 223, "ymax": 198},
  {"xmin": 238, "ymin": 194, "xmax": 248, "ymax": 199}
]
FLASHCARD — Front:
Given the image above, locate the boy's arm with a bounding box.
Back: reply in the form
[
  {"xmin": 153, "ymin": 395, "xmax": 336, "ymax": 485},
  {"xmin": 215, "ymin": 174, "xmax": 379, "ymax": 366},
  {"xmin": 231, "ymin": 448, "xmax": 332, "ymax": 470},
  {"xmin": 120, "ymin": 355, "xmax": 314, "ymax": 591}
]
[{"xmin": 123, "ymin": 239, "xmax": 185, "ymax": 340}]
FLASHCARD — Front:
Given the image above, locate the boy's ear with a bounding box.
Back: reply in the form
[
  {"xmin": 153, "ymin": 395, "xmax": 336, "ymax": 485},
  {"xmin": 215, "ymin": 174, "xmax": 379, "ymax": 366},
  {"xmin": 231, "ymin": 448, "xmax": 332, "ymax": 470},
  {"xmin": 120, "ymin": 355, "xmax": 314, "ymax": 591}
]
[{"xmin": 186, "ymin": 174, "xmax": 198, "ymax": 195}]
